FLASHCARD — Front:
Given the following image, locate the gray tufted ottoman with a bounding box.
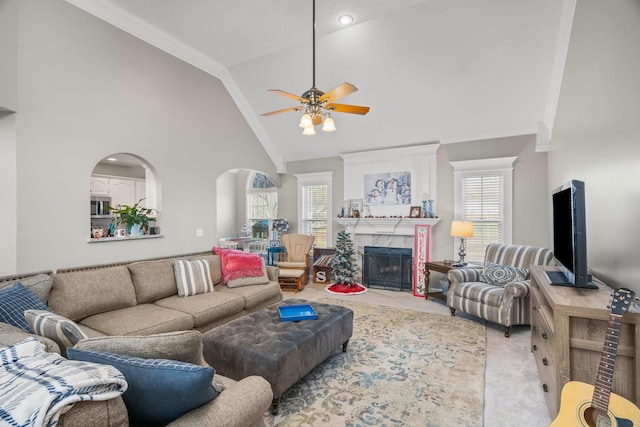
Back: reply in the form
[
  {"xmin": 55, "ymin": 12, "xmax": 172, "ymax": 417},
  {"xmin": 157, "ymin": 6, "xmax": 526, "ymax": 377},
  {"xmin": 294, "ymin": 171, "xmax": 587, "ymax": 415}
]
[{"xmin": 202, "ymin": 298, "xmax": 353, "ymax": 414}]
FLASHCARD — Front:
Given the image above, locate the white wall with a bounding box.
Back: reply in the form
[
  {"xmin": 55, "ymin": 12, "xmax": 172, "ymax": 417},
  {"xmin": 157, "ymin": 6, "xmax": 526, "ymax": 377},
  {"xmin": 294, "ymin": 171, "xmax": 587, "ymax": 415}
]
[
  {"xmin": 9, "ymin": 0, "xmax": 277, "ymax": 273},
  {"xmin": 549, "ymin": 0, "xmax": 640, "ymax": 292}
]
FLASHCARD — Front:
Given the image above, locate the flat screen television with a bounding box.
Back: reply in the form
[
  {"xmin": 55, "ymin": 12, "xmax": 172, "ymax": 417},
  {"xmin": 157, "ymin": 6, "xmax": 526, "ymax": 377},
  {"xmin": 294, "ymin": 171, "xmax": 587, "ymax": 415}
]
[{"xmin": 546, "ymin": 179, "xmax": 597, "ymax": 289}]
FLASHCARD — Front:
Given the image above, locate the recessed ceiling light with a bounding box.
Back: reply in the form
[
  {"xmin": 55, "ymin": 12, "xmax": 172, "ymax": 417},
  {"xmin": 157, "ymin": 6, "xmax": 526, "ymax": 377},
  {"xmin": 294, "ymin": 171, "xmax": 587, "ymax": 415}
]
[{"xmin": 338, "ymin": 15, "xmax": 353, "ymax": 25}]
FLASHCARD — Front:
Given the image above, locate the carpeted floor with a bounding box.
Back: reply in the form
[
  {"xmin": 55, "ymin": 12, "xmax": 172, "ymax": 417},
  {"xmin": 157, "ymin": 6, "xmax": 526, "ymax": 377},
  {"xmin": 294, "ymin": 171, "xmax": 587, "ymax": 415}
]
[{"xmin": 265, "ymin": 298, "xmax": 486, "ymax": 426}]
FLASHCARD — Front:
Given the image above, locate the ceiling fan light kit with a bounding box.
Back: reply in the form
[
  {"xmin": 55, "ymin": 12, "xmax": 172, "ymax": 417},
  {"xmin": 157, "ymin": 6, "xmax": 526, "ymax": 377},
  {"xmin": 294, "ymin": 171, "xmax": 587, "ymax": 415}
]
[{"xmin": 262, "ymin": 0, "xmax": 370, "ymax": 135}]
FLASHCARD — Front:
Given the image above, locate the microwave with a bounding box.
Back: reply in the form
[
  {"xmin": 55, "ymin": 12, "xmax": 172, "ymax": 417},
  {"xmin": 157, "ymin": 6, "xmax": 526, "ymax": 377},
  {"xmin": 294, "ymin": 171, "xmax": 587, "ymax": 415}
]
[{"xmin": 90, "ymin": 196, "xmax": 111, "ymax": 218}]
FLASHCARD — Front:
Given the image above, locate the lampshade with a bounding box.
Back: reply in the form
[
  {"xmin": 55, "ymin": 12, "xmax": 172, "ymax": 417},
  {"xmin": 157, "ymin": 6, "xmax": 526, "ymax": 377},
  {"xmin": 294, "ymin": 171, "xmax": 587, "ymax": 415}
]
[
  {"xmin": 299, "ymin": 113, "xmax": 312, "ymax": 128},
  {"xmin": 302, "ymin": 125, "xmax": 316, "ymax": 136},
  {"xmin": 322, "ymin": 116, "xmax": 336, "ymax": 132},
  {"xmin": 450, "ymin": 221, "xmax": 474, "ymax": 238}
]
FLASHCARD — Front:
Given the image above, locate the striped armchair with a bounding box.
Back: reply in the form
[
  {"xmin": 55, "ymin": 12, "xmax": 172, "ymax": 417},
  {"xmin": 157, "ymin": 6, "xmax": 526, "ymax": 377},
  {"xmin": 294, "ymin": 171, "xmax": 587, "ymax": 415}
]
[{"xmin": 447, "ymin": 243, "xmax": 553, "ymax": 337}]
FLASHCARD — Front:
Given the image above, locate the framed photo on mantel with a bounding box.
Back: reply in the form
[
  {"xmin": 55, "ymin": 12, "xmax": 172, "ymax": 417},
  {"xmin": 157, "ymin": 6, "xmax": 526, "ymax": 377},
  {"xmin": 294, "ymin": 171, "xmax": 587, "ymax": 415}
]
[
  {"xmin": 349, "ymin": 199, "xmax": 363, "ymax": 218},
  {"xmin": 409, "ymin": 206, "xmax": 422, "ymax": 218}
]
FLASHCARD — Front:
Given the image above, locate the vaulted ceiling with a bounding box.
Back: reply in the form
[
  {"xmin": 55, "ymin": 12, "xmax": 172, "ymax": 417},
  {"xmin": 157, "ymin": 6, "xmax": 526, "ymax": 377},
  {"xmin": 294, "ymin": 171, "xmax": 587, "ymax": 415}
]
[{"xmin": 66, "ymin": 0, "xmax": 571, "ymax": 172}]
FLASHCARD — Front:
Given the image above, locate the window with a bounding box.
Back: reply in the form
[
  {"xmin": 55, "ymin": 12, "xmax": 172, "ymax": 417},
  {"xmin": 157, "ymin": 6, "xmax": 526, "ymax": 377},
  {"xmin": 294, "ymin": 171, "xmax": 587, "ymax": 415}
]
[
  {"xmin": 246, "ymin": 172, "xmax": 278, "ymax": 239},
  {"xmin": 296, "ymin": 172, "xmax": 333, "ymax": 248},
  {"xmin": 451, "ymin": 157, "xmax": 516, "ymax": 263}
]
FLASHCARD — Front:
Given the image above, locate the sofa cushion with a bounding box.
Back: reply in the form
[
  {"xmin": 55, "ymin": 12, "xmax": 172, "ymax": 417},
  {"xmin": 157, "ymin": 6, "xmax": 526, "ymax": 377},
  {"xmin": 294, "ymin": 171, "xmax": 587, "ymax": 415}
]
[
  {"xmin": 0, "ymin": 283, "xmax": 50, "ymax": 332},
  {"xmin": 79, "ymin": 304, "xmax": 193, "ymax": 336},
  {"xmin": 24, "ymin": 310, "xmax": 88, "ymax": 355},
  {"xmin": 480, "ymin": 263, "xmax": 529, "ymax": 286},
  {"xmin": 450, "ymin": 281, "xmax": 504, "ymax": 307},
  {"xmin": 67, "ymin": 348, "xmax": 220, "ymax": 426},
  {"xmin": 128, "ymin": 259, "xmax": 178, "ymax": 304},
  {"xmin": 49, "ymin": 266, "xmax": 137, "ymax": 321},
  {"xmin": 0, "ymin": 273, "xmax": 53, "ymax": 303},
  {"xmin": 174, "ymin": 259, "xmax": 214, "ymax": 297},
  {"xmin": 217, "ymin": 282, "xmax": 283, "ymax": 310},
  {"xmin": 154, "ymin": 292, "xmax": 245, "ymax": 328}
]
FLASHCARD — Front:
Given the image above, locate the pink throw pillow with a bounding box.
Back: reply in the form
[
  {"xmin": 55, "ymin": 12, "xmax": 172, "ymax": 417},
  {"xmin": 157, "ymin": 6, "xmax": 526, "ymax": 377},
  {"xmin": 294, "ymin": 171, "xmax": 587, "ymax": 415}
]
[{"xmin": 213, "ymin": 247, "xmax": 264, "ymax": 284}]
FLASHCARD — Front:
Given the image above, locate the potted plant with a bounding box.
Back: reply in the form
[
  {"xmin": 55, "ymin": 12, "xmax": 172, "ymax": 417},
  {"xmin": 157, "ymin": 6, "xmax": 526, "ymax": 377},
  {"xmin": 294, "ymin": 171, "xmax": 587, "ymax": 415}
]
[{"xmin": 107, "ymin": 199, "xmax": 157, "ymax": 235}]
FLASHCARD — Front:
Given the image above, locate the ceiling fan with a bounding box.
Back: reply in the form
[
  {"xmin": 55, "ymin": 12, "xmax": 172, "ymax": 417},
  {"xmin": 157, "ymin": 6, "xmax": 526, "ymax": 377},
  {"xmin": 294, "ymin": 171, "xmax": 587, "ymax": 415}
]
[{"xmin": 261, "ymin": 0, "xmax": 370, "ymax": 135}]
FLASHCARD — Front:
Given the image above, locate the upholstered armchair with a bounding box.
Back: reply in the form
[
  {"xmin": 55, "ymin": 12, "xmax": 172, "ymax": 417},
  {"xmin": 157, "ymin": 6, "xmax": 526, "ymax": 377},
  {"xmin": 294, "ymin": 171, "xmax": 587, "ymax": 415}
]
[
  {"xmin": 447, "ymin": 243, "xmax": 553, "ymax": 337},
  {"xmin": 278, "ymin": 234, "xmax": 315, "ymax": 286}
]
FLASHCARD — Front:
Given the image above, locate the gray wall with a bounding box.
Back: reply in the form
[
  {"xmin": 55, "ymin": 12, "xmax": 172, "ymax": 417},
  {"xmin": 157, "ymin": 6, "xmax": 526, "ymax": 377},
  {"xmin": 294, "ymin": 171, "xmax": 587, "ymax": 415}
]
[
  {"xmin": 549, "ymin": 0, "xmax": 640, "ymax": 292},
  {"xmin": 280, "ymin": 157, "xmax": 345, "ymax": 246},
  {"xmin": 4, "ymin": 0, "xmax": 276, "ymax": 273},
  {"xmin": 284, "ymin": 136, "xmax": 548, "ymax": 260}
]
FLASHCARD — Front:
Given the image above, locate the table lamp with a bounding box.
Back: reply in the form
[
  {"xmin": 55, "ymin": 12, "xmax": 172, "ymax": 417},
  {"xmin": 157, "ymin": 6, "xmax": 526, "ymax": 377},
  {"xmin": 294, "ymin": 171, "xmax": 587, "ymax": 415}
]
[{"xmin": 450, "ymin": 220, "xmax": 474, "ymax": 266}]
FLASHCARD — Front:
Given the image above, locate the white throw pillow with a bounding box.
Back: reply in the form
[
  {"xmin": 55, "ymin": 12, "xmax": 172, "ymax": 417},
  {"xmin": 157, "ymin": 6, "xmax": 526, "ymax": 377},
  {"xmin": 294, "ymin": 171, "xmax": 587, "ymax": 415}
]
[{"xmin": 174, "ymin": 259, "xmax": 214, "ymax": 297}]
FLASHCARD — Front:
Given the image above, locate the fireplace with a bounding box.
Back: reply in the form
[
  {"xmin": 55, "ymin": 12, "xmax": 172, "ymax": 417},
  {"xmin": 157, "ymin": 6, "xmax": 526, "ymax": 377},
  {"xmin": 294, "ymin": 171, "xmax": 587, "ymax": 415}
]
[{"xmin": 362, "ymin": 246, "xmax": 413, "ymax": 292}]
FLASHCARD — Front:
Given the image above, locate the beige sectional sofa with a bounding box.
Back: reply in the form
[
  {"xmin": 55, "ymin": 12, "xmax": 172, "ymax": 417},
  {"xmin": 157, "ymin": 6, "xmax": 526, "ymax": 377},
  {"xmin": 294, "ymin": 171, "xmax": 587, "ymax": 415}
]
[
  {"xmin": 48, "ymin": 251, "xmax": 283, "ymax": 337},
  {"xmin": 0, "ymin": 251, "xmax": 283, "ymax": 426}
]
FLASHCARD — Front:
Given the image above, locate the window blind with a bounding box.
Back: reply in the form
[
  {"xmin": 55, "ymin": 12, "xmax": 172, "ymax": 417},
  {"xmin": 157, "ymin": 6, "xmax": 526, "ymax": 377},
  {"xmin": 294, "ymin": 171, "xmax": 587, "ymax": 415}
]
[
  {"xmin": 462, "ymin": 175, "xmax": 504, "ymax": 262},
  {"xmin": 302, "ymin": 184, "xmax": 328, "ymax": 247}
]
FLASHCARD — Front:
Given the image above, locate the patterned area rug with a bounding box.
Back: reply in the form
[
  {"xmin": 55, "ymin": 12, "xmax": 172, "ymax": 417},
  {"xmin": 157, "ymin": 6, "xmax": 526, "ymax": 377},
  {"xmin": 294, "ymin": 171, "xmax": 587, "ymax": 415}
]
[{"xmin": 265, "ymin": 298, "xmax": 486, "ymax": 426}]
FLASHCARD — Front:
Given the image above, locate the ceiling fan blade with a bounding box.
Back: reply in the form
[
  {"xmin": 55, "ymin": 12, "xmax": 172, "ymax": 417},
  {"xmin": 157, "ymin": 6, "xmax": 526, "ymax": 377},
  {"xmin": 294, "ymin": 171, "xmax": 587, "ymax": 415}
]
[
  {"xmin": 326, "ymin": 103, "xmax": 370, "ymax": 115},
  {"xmin": 267, "ymin": 89, "xmax": 309, "ymax": 103},
  {"xmin": 261, "ymin": 106, "xmax": 302, "ymax": 116},
  {"xmin": 319, "ymin": 83, "xmax": 358, "ymax": 103}
]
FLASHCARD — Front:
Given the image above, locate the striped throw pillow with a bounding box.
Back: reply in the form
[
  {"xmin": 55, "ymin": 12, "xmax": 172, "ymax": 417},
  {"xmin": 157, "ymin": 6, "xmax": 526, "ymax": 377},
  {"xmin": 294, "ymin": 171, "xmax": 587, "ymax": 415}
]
[
  {"xmin": 24, "ymin": 310, "xmax": 88, "ymax": 353},
  {"xmin": 174, "ymin": 259, "xmax": 214, "ymax": 297}
]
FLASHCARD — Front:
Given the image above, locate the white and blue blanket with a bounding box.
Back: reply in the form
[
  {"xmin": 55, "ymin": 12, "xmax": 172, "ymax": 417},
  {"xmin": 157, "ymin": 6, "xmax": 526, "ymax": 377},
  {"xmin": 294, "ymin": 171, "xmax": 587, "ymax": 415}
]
[{"xmin": 0, "ymin": 338, "xmax": 127, "ymax": 427}]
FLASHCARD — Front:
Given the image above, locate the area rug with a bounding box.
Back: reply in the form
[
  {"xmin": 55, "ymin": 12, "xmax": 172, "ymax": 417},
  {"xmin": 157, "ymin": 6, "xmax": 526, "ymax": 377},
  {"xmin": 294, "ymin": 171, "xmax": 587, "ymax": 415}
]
[{"xmin": 265, "ymin": 298, "xmax": 486, "ymax": 426}]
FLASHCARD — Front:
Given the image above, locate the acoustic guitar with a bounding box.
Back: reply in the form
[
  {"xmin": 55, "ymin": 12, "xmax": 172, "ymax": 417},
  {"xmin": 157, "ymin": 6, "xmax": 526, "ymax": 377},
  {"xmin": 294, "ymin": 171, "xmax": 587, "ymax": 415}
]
[{"xmin": 550, "ymin": 288, "xmax": 640, "ymax": 427}]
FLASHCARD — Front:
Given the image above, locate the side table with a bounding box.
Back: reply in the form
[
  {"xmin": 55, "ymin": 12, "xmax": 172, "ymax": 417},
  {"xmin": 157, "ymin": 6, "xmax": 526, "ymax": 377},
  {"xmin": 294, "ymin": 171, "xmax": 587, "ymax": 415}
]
[
  {"xmin": 424, "ymin": 261, "xmax": 456, "ymax": 303},
  {"xmin": 266, "ymin": 247, "xmax": 285, "ymax": 266}
]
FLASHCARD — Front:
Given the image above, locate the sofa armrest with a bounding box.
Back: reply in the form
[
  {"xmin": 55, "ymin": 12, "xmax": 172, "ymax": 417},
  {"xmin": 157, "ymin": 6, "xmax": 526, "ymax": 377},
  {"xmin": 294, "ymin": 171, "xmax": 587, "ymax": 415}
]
[
  {"xmin": 167, "ymin": 375, "xmax": 272, "ymax": 427},
  {"xmin": 58, "ymin": 397, "xmax": 128, "ymax": 427},
  {"xmin": 0, "ymin": 322, "xmax": 61, "ymax": 354},
  {"xmin": 447, "ymin": 268, "xmax": 483, "ymax": 285},
  {"xmin": 266, "ymin": 266, "xmax": 278, "ymax": 281},
  {"xmin": 502, "ymin": 280, "xmax": 531, "ymax": 298}
]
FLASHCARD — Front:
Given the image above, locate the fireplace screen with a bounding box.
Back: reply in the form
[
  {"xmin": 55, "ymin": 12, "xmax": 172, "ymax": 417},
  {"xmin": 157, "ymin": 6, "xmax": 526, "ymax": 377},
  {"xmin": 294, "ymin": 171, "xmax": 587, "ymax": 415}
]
[{"xmin": 362, "ymin": 246, "xmax": 413, "ymax": 292}]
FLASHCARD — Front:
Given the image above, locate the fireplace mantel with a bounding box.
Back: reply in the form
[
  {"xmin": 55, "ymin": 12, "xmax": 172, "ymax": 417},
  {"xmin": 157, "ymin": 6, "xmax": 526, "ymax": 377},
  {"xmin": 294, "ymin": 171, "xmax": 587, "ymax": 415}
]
[{"xmin": 334, "ymin": 217, "xmax": 440, "ymax": 236}]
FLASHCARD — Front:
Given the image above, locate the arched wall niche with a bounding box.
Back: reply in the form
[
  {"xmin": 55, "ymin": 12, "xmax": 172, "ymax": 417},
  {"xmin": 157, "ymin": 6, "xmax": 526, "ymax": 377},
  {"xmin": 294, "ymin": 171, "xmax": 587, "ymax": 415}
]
[
  {"xmin": 89, "ymin": 152, "xmax": 161, "ymax": 241},
  {"xmin": 216, "ymin": 168, "xmax": 279, "ymax": 241}
]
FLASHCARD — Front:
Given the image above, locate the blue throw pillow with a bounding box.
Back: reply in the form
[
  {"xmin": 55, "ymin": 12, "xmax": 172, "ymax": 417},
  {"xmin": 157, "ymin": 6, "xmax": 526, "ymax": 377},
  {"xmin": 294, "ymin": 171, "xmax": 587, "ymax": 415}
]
[
  {"xmin": 0, "ymin": 283, "xmax": 50, "ymax": 332},
  {"xmin": 66, "ymin": 348, "xmax": 220, "ymax": 425}
]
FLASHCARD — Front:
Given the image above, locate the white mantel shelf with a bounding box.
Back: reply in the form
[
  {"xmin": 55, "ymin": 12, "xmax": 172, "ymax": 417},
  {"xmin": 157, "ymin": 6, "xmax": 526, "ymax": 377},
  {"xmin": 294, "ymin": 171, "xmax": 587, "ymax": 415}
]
[{"xmin": 334, "ymin": 217, "xmax": 440, "ymax": 236}]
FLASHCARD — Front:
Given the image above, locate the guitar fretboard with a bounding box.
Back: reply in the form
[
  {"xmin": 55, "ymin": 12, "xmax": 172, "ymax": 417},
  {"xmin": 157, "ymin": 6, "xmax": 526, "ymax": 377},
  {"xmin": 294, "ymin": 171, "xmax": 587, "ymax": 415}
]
[{"xmin": 592, "ymin": 313, "xmax": 622, "ymax": 413}]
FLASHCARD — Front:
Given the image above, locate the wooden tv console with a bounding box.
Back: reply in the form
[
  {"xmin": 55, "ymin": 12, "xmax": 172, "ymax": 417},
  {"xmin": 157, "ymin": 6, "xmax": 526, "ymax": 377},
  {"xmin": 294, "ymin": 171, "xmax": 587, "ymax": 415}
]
[{"xmin": 530, "ymin": 266, "xmax": 640, "ymax": 417}]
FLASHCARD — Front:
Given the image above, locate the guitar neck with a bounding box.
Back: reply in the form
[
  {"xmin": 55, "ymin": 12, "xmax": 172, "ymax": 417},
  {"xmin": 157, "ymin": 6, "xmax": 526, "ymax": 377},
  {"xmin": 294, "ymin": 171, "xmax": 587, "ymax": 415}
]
[{"xmin": 592, "ymin": 313, "xmax": 623, "ymax": 413}]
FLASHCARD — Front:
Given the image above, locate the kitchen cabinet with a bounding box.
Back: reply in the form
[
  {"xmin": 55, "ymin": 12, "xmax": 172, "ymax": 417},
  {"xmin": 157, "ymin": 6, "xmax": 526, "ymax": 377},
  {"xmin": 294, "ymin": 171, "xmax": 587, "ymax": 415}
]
[
  {"xmin": 90, "ymin": 175, "xmax": 145, "ymax": 208},
  {"xmin": 90, "ymin": 177, "xmax": 109, "ymax": 195},
  {"xmin": 109, "ymin": 178, "xmax": 136, "ymax": 208}
]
